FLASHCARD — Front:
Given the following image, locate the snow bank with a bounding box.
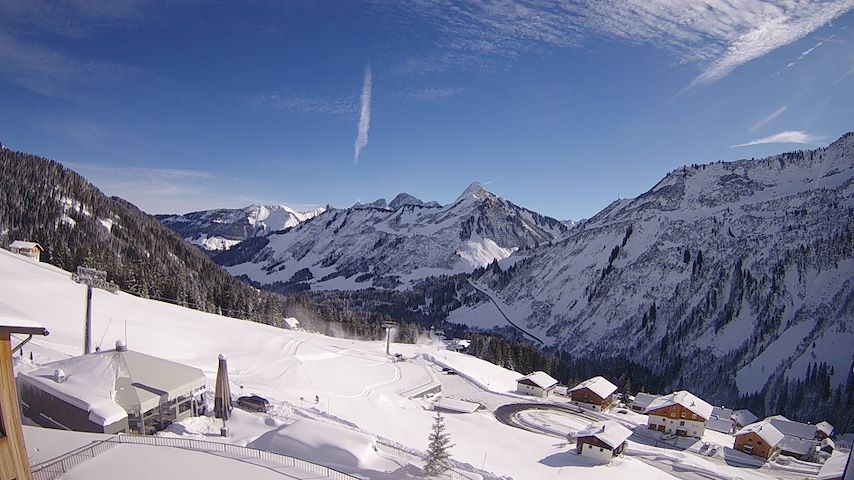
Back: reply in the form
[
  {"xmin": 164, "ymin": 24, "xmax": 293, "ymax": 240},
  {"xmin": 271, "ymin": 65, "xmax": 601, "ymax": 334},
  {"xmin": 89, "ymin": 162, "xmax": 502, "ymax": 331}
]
[{"xmin": 250, "ymin": 418, "xmax": 381, "ymax": 470}]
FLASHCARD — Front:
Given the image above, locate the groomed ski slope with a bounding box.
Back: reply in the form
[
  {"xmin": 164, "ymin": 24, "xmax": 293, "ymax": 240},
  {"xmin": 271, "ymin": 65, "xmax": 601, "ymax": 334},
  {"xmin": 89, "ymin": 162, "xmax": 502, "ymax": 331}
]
[{"xmin": 1, "ymin": 248, "xmax": 794, "ymax": 480}]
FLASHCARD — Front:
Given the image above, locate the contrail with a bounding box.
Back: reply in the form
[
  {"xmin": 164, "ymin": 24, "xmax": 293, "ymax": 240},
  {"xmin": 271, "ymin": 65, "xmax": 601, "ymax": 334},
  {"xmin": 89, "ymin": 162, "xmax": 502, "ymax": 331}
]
[{"xmin": 354, "ymin": 64, "xmax": 372, "ymax": 165}]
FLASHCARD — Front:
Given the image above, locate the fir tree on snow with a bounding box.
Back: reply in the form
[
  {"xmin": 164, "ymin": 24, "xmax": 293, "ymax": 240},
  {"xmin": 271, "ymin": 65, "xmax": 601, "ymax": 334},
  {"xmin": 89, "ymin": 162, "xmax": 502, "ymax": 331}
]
[{"xmin": 424, "ymin": 412, "xmax": 454, "ymax": 477}]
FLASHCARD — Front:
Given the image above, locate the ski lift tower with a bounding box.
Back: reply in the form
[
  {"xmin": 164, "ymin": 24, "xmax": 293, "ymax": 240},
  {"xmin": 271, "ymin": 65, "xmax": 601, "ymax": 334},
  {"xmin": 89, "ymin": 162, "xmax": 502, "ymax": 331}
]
[
  {"xmin": 73, "ymin": 266, "xmax": 116, "ymax": 354},
  {"xmin": 382, "ymin": 321, "xmax": 398, "ymax": 356}
]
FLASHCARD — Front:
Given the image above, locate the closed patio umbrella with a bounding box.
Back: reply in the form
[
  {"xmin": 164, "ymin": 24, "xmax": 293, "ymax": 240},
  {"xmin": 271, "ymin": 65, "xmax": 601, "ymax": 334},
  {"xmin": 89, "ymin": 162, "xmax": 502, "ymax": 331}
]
[{"xmin": 214, "ymin": 353, "xmax": 232, "ymax": 435}]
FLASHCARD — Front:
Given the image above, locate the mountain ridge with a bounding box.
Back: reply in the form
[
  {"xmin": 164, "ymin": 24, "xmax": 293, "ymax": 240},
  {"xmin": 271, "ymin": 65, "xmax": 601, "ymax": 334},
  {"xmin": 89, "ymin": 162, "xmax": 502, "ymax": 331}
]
[
  {"xmin": 157, "ymin": 203, "xmax": 325, "ymax": 253},
  {"xmin": 459, "ymin": 132, "xmax": 854, "ymax": 416},
  {"xmin": 215, "ymin": 182, "xmax": 569, "ymax": 291}
]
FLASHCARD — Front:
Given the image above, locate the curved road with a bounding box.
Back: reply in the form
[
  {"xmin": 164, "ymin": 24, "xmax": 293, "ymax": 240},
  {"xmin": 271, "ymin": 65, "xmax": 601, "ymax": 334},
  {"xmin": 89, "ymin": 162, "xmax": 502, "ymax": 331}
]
[
  {"xmin": 466, "ymin": 279, "xmax": 544, "ymax": 345},
  {"xmin": 493, "ymin": 402, "xmax": 809, "ymax": 480}
]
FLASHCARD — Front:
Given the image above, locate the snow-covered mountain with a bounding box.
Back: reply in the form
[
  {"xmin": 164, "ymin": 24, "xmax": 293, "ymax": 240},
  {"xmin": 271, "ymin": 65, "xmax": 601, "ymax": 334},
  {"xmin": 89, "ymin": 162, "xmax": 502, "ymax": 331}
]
[
  {"xmin": 217, "ymin": 183, "xmax": 568, "ymax": 290},
  {"xmin": 158, "ymin": 204, "xmax": 325, "ymax": 252},
  {"xmin": 462, "ymin": 133, "xmax": 854, "ymax": 405}
]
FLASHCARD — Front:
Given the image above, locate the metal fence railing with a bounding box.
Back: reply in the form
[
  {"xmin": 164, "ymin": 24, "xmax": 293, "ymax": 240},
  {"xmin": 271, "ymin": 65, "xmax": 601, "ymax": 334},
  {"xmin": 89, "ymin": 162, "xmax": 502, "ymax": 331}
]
[
  {"xmin": 375, "ymin": 438, "xmax": 497, "ymax": 480},
  {"xmin": 113, "ymin": 435, "xmax": 362, "ymax": 479},
  {"xmin": 31, "ymin": 434, "xmax": 364, "ymax": 480},
  {"xmin": 31, "ymin": 439, "xmax": 119, "ymax": 480}
]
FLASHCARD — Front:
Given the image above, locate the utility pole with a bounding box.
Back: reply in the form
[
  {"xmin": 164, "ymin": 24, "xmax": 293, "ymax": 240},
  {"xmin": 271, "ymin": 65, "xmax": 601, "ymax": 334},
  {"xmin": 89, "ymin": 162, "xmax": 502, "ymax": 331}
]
[
  {"xmin": 382, "ymin": 321, "xmax": 398, "ymax": 356},
  {"xmin": 84, "ymin": 285, "xmax": 93, "ymax": 354}
]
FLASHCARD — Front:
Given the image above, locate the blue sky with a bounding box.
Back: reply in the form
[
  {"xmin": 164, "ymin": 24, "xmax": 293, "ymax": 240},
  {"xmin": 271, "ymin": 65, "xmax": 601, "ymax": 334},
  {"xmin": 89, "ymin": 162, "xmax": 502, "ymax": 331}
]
[{"xmin": 1, "ymin": 1, "xmax": 852, "ymax": 220}]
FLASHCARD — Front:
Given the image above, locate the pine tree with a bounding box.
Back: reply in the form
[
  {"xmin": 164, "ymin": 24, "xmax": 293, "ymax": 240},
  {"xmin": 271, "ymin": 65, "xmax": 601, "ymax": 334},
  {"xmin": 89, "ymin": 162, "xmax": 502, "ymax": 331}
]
[{"xmin": 424, "ymin": 412, "xmax": 454, "ymax": 477}]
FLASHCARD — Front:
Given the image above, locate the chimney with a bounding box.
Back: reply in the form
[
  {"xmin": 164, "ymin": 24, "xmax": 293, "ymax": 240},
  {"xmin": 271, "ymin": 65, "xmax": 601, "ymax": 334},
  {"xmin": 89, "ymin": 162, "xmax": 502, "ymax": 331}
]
[{"xmin": 116, "ymin": 339, "xmax": 127, "ymax": 352}]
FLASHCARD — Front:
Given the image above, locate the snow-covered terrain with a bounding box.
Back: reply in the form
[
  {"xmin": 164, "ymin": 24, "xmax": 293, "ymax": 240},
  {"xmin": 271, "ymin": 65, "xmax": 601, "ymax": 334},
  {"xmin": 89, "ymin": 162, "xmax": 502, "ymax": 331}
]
[
  {"xmin": 464, "ymin": 133, "xmax": 854, "ymax": 405},
  {"xmin": 158, "ymin": 204, "xmax": 325, "ymax": 253},
  {"xmin": 218, "ymin": 183, "xmax": 567, "ymax": 290},
  {"xmin": 4, "ymin": 245, "xmax": 809, "ymax": 480}
]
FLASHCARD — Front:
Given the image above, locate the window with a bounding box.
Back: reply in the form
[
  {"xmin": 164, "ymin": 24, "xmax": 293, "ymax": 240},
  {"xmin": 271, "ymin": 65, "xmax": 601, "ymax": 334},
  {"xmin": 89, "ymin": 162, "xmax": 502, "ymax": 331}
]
[
  {"xmin": 599, "ymin": 448, "xmax": 604, "ymax": 452},
  {"xmin": 679, "ymin": 421, "xmax": 685, "ymax": 426},
  {"xmin": 681, "ymin": 412, "xmax": 686, "ymax": 418},
  {"xmin": 588, "ymin": 445, "xmax": 592, "ymax": 449},
  {"xmin": 670, "ymin": 412, "xmax": 676, "ymax": 418},
  {"xmin": 692, "ymin": 414, "xmax": 697, "ymax": 419}
]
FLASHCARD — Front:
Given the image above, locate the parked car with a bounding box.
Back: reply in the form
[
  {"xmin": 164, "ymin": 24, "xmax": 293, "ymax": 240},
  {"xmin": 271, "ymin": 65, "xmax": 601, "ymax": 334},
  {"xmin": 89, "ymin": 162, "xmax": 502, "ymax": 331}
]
[{"xmin": 237, "ymin": 395, "xmax": 271, "ymax": 413}]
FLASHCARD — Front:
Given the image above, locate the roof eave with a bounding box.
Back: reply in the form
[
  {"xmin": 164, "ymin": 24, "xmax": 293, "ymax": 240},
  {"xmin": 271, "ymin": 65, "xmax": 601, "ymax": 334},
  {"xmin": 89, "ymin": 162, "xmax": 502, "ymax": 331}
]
[{"xmin": 1, "ymin": 326, "xmax": 49, "ymax": 336}]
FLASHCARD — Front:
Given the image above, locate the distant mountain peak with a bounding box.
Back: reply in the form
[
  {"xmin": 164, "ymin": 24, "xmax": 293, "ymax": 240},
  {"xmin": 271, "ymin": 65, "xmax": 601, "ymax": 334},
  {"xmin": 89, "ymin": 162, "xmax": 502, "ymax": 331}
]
[
  {"xmin": 456, "ymin": 181, "xmax": 490, "ymax": 202},
  {"xmin": 354, "ymin": 198, "xmax": 389, "ymax": 209},
  {"xmin": 389, "ymin": 193, "xmax": 425, "ymax": 209}
]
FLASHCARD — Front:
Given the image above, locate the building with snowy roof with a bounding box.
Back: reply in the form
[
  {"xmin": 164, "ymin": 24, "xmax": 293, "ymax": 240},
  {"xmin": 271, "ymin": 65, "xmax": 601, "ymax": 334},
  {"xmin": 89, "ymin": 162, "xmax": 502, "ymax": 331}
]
[
  {"xmin": 567, "ymin": 376, "xmax": 618, "ymax": 411},
  {"xmin": 8, "ymin": 241, "xmax": 43, "ymax": 262},
  {"xmin": 629, "ymin": 392, "xmax": 660, "ymax": 413},
  {"xmin": 282, "ymin": 317, "xmax": 300, "ymax": 330},
  {"xmin": 18, "ymin": 341, "xmax": 206, "ymax": 435},
  {"xmin": 733, "ymin": 420, "xmax": 784, "ymax": 460},
  {"xmin": 766, "ymin": 415, "xmax": 818, "ymax": 439},
  {"xmin": 778, "ymin": 435, "xmax": 816, "ymax": 461},
  {"xmin": 763, "ymin": 414, "xmax": 830, "ymax": 460},
  {"xmin": 707, "ymin": 406, "xmax": 734, "ymax": 433},
  {"xmin": 1, "ymin": 302, "xmax": 49, "ymax": 480},
  {"xmin": 646, "ymin": 390, "xmax": 713, "ymax": 438},
  {"xmin": 515, "ymin": 371, "xmax": 558, "ymax": 398},
  {"xmin": 574, "ymin": 420, "xmax": 632, "ymax": 464},
  {"xmin": 732, "ymin": 409, "xmax": 759, "ymax": 430},
  {"xmin": 819, "ymin": 437, "xmax": 836, "ymax": 454},
  {"xmin": 816, "ymin": 421, "xmax": 834, "ymax": 440}
]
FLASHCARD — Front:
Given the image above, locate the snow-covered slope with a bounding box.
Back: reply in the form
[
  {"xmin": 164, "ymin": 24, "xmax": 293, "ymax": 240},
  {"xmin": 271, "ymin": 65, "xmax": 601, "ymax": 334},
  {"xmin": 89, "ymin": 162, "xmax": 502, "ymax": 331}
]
[
  {"xmin": 1, "ymin": 246, "xmax": 691, "ymax": 480},
  {"xmin": 218, "ymin": 183, "xmax": 568, "ymax": 290},
  {"xmin": 466, "ymin": 133, "xmax": 854, "ymax": 403},
  {"xmin": 158, "ymin": 204, "xmax": 325, "ymax": 252}
]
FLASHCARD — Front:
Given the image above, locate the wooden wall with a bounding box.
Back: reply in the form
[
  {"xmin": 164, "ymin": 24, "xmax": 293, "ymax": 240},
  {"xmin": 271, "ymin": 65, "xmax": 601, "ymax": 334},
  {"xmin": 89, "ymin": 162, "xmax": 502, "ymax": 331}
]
[
  {"xmin": 0, "ymin": 331, "xmax": 33, "ymax": 480},
  {"xmin": 570, "ymin": 387, "xmax": 606, "ymax": 405},
  {"xmin": 733, "ymin": 431, "xmax": 775, "ymax": 460}
]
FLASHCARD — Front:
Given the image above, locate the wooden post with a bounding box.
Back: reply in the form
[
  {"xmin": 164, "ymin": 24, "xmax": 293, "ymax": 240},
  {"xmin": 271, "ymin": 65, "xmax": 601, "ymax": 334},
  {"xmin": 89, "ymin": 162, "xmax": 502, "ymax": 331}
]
[{"xmin": 0, "ymin": 331, "xmax": 34, "ymax": 480}]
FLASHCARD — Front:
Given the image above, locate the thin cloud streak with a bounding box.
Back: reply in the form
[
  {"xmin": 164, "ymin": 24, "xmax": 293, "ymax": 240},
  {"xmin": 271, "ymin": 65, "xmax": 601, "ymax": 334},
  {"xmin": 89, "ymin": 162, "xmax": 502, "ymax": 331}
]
[
  {"xmin": 392, "ymin": 1, "xmax": 854, "ymax": 88},
  {"xmin": 771, "ymin": 34, "xmax": 837, "ymax": 76},
  {"xmin": 749, "ymin": 106, "xmax": 788, "ymax": 132},
  {"xmin": 354, "ymin": 64, "xmax": 372, "ymax": 165},
  {"xmin": 687, "ymin": 4, "xmax": 851, "ymax": 87},
  {"xmin": 731, "ymin": 130, "xmax": 823, "ymax": 148},
  {"xmin": 0, "ymin": 29, "xmax": 133, "ymax": 97},
  {"xmin": 833, "ymin": 65, "xmax": 854, "ymax": 85}
]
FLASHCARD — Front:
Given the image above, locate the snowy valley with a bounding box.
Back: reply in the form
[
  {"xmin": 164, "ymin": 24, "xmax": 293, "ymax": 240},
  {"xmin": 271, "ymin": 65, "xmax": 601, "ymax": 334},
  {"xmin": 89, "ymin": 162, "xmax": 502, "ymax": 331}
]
[{"xmin": 2, "ymin": 248, "xmax": 842, "ymax": 480}]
